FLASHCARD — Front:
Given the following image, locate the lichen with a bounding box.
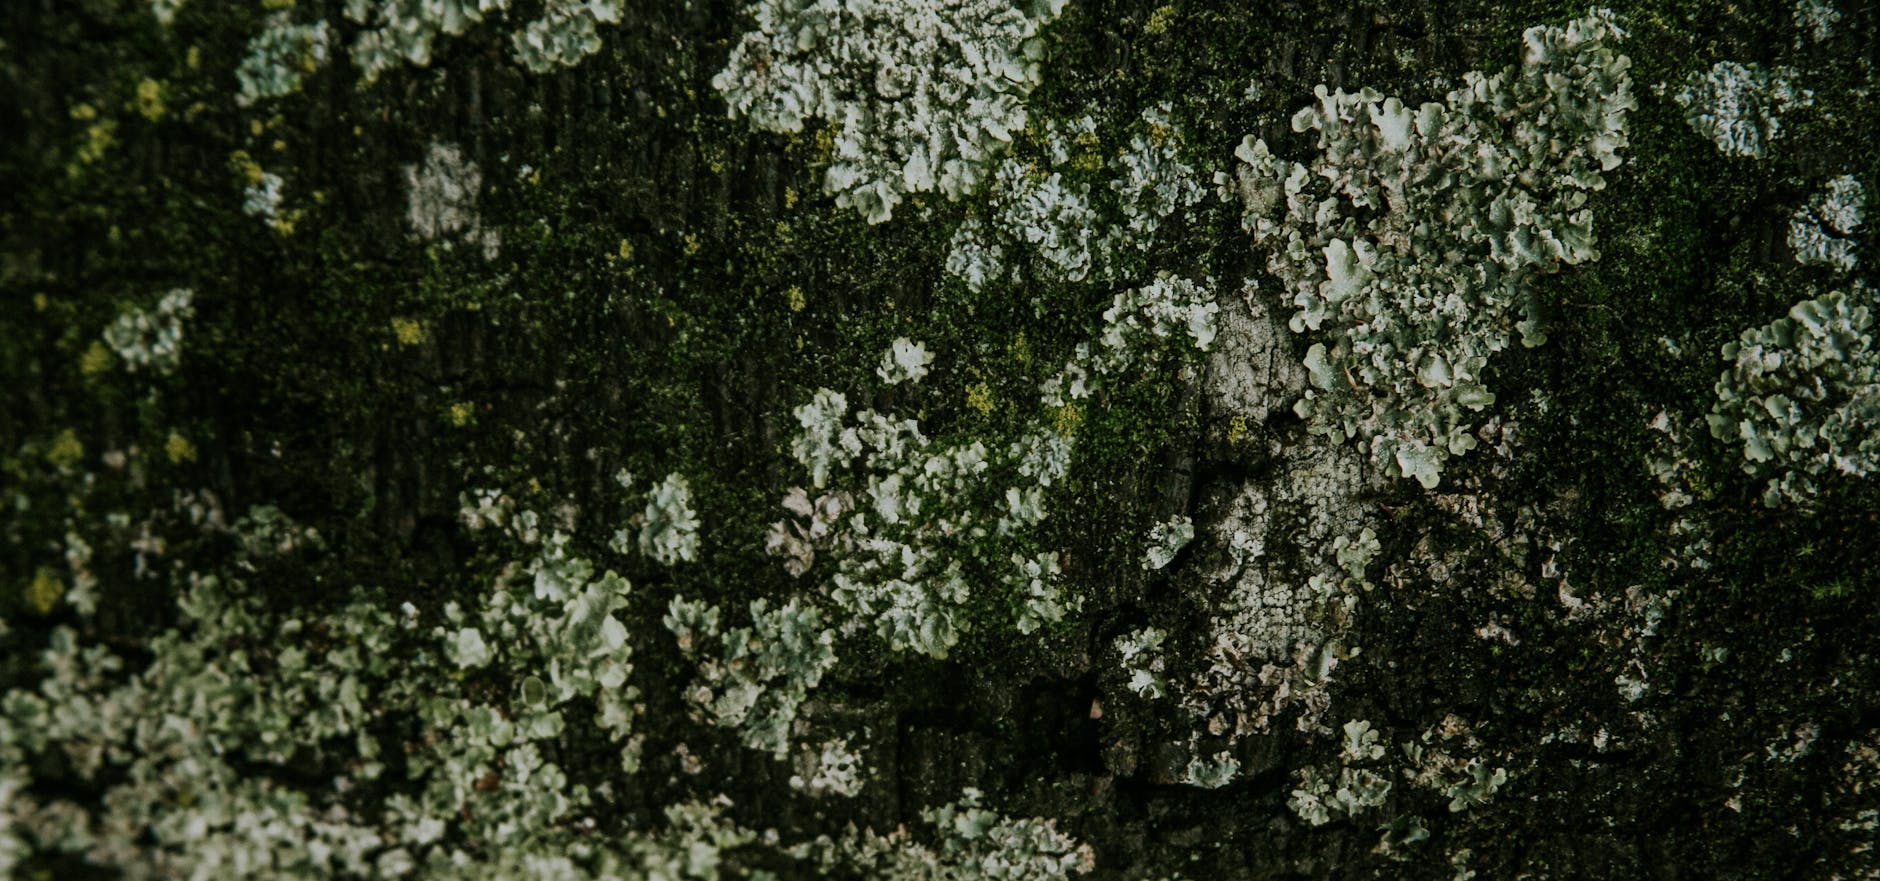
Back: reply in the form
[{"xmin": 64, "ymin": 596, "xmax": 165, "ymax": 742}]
[
  {"xmin": 1788, "ymin": 174, "xmax": 1864, "ymax": 272},
  {"xmin": 664, "ymin": 596, "xmax": 837, "ymax": 757},
  {"xmin": 1672, "ymin": 61, "xmax": 1811, "ymax": 159},
  {"xmin": 713, "ymin": 0, "xmax": 1068, "ymax": 223},
  {"xmin": 510, "ymin": 0, "xmax": 624, "ymax": 74},
  {"xmin": 1222, "ymin": 9, "xmax": 1634, "ymax": 487},
  {"xmin": 1707, "ymin": 285, "xmax": 1880, "ymax": 507},
  {"xmin": 102, "ymin": 288, "xmax": 194, "ymax": 375},
  {"xmin": 234, "ymin": 14, "xmax": 330, "ymax": 107},
  {"xmin": 945, "ymin": 106, "xmax": 1208, "ymax": 296},
  {"xmin": 637, "ymin": 472, "xmax": 701, "ymax": 566},
  {"xmin": 877, "ymin": 337, "xmax": 936, "ymax": 386}
]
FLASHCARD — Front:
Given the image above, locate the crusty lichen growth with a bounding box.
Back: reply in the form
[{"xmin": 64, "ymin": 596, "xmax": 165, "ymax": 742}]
[
  {"xmin": 1708, "ymin": 285, "xmax": 1880, "ymax": 507},
  {"xmin": 102, "ymin": 288, "xmax": 194, "ymax": 375},
  {"xmin": 235, "ymin": 14, "xmax": 331, "ymax": 107},
  {"xmin": 1221, "ymin": 9, "xmax": 1634, "ymax": 487},
  {"xmin": 769, "ymin": 386, "xmax": 1075, "ymax": 657},
  {"xmin": 346, "ymin": 0, "xmax": 622, "ymax": 82},
  {"xmin": 1672, "ymin": 61, "xmax": 1811, "ymax": 159},
  {"xmin": 665, "ymin": 595, "xmax": 837, "ymax": 757},
  {"xmin": 712, "ymin": 0, "xmax": 1067, "ymax": 223},
  {"xmin": 944, "ymin": 105, "xmax": 1207, "ymax": 297},
  {"xmin": 1788, "ymin": 174, "xmax": 1864, "ymax": 272},
  {"xmin": 811, "ymin": 788, "xmax": 1095, "ymax": 880}
]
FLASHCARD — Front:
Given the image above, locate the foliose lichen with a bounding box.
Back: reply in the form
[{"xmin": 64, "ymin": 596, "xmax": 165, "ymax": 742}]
[
  {"xmin": 102, "ymin": 288, "xmax": 195, "ymax": 375},
  {"xmin": 510, "ymin": 0, "xmax": 624, "ymax": 74},
  {"xmin": 234, "ymin": 14, "xmax": 331, "ymax": 107},
  {"xmin": 637, "ymin": 472, "xmax": 701, "ymax": 566},
  {"xmin": 877, "ymin": 337, "xmax": 936, "ymax": 386},
  {"xmin": 1707, "ymin": 285, "xmax": 1880, "ymax": 507},
  {"xmin": 664, "ymin": 595, "xmax": 837, "ymax": 757},
  {"xmin": 770, "ymin": 386, "xmax": 1075, "ymax": 657},
  {"xmin": 713, "ymin": 0, "xmax": 1068, "ymax": 223},
  {"xmin": 1672, "ymin": 60, "xmax": 1811, "ymax": 159},
  {"xmin": 1788, "ymin": 174, "xmax": 1864, "ymax": 272},
  {"xmin": 345, "ymin": 0, "xmax": 620, "ymax": 84},
  {"xmin": 944, "ymin": 105, "xmax": 1208, "ymax": 296},
  {"xmin": 1221, "ymin": 9, "xmax": 1634, "ymax": 487}
]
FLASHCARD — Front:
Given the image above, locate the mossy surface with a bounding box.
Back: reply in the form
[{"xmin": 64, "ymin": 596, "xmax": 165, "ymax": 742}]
[{"xmin": 3, "ymin": 0, "xmax": 1879, "ymax": 878}]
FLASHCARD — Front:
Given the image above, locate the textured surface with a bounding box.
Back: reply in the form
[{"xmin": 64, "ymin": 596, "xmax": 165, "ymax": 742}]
[{"xmin": 3, "ymin": 0, "xmax": 1880, "ymax": 878}]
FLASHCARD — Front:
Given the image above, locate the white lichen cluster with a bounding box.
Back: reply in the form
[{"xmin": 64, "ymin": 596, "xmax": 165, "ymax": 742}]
[
  {"xmin": 1672, "ymin": 61, "xmax": 1811, "ymax": 159},
  {"xmin": 149, "ymin": 0, "xmax": 184, "ymax": 26},
  {"xmin": 664, "ymin": 596, "xmax": 837, "ymax": 757},
  {"xmin": 1114, "ymin": 626, "xmax": 1168, "ymax": 699},
  {"xmin": 1789, "ymin": 174, "xmax": 1864, "ymax": 272},
  {"xmin": 1111, "ymin": 103, "xmax": 1208, "ymax": 239},
  {"xmin": 511, "ymin": 0, "xmax": 624, "ymax": 74},
  {"xmin": 241, "ymin": 171, "xmax": 286, "ymax": 221},
  {"xmin": 102, "ymin": 288, "xmax": 194, "ymax": 375},
  {"xmin": 457, "ymin": 552, "xmax": 644, "ymax": 768},
  {"xmin": 946, "ymin": 160, "xmax": 1102, "ymax": 290},
  {"xmin": 790, "ymin": 737, "xmax": 866, "ymax": 797},
  {"xmin": 406, "ymin": 141, "xmax": 501, "ymax": 257},
  {"xmin": 1183, "ymin": 440, "xmax": 1379, "ymax": 739},
  {"xmin": 712, "ymin": 0, "xmax": 1068, "ymax": 223},
  {"xmin": 768, "ymin": 388, "xmax": 1075, "ymax": 657},
  {"xmin": 1645, "ymin": 410, "xmax": 1714, "ymax": 571},
  {"xmin": 1222, "ymin": 10, "xmax": 1634, "ymax": 488},
  {"xmin": 407, "ymin": 141, "xmax": 481, "ymax": 238},
  {"xmin": 346, "ymin": 0, "xmax": 621, "ymax": 84},
  {"xmin": 816, "ymin": 788, "xmax": 1094, "ymax": 880},
  {"xmin": 1707, "ymin": 285, "xmax": 1880, "ymax": 507},
  {"xmin": 1141, "ymin": 514, "xmax": 1194, "ymax": 571},
  {"xmin": 945, "ymin": 106, "xmax": 1207, "ymax": 295},
  {"xmin": 0, "ymin": 525, "xmax": 415, "ymax": 877},
  {"xmin": 1289, "ymin": 719, "xmax": 1393, "ymax": 825},
  {"xmin": 877, "ymin": 337, "xmax": 936, "ymax": 385},
  {"xmin": 1394, "ymin": 716, "xmax": 1513, "ymax": 816},
  {"xmin": 347, "ymin": 0, "xmax": 502, "ymax": 83},
  {"xmin": 1795, "ymin": 0, "xmax": 1842, "ymax": 43},
  {"xmin": 1, "ymin": 468, "xmax": 1101, "ymax": 878},
  {"xmin": 235, "ymin": 14, "xmax": 331, "ymax": 107},
  {"xmin": 1040, "ymin": 274, "xmax": 1219, "ymax": 408},
  {"xmin": 635, "ymin": 472, "xmax": 701, "ymax": 565},
  {"xmin": 1180, "ymin": 749, "xmax": 1242, "ymax": 789}
]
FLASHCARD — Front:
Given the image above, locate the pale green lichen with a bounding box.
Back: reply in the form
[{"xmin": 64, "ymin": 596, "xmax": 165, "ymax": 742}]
[
  {"xmin": 814, "ymin": 788, "xmax": 1094, "ymax": 880},
  {"xmin": 1181, "ymin": 750, "xmax": 1241, "ymax": 789},
  {"xmin": 1115, "ymin": 626, "xmax": 1168, "ymax": 699},
  {"xmin": 713, "ymin": 0, "xmax": 1068, "ymax": 223},
  {"xmin": 346, "ymin": 0, "xmax": 620, "ymax": 83},
  {"xmin": 1041, "ymin": 274, "xmax": 1218, "ymax": 408},
  {"xmin": 346, "ymin": 0, "xmax": 503, "ymax": 83},
  {"xmin": 1288, "ymin": 720, "xmax": 1394, "ymax": 825},
  {"xmin": 511, "ymin": 0, "xmax": 624, "ymax": 74},
  {"xmin": 878, "ymin": 337, "xmax": 936, "ymax": 386},
  {"xmin": 1222, "ymin": 9, "xmax": 1634, "ymax": 487},
  {"xmin": 638, "ymin": 472, "xmax": 701, "ymax": 565},
  {"xmin": 102, "ymin": 288, "xmax": 194, "ymax": 375},
  {"xmin": 664, "ymin": 596, "xmax": 836, "ymax": 757},
  {"xmin": 790, "ymin": 736, "xmax": 867, "ymax": 797},
  {"xmin": 1672, "ymin": 60, "xmax": 1811, "ymax": 159},
  {"xmin": 770, "ymin": 382, "xmax": 1077, "ymax": 658},
  {"xmin": 1141, "ymin": 514, "xmax": 1194, "ymax": 571},
  {"xmin": 406, "ymin": 142, "xmax": 488, "ymax": 247},
  {"xmin": 945, "ymin": 106, "xmax": 1207, "ymax": 296},
  {"xmin": 235, "ymin": 14, "xmax": 331, "ymax": 108},
  {"xmin": 1794, "ymin": 0, "xmax": 1841, "ymax": 43},
  {"xmin": 149, "ymin": 0, "xmax": 185, "ymax": 26},
  {"xmin": 1788, "ymin": 174, "xmax": 1864, "ymax": 272},
  {"xmin": 1707, "ymin": 285, "xmax": 1880, "ymax": 507}
]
